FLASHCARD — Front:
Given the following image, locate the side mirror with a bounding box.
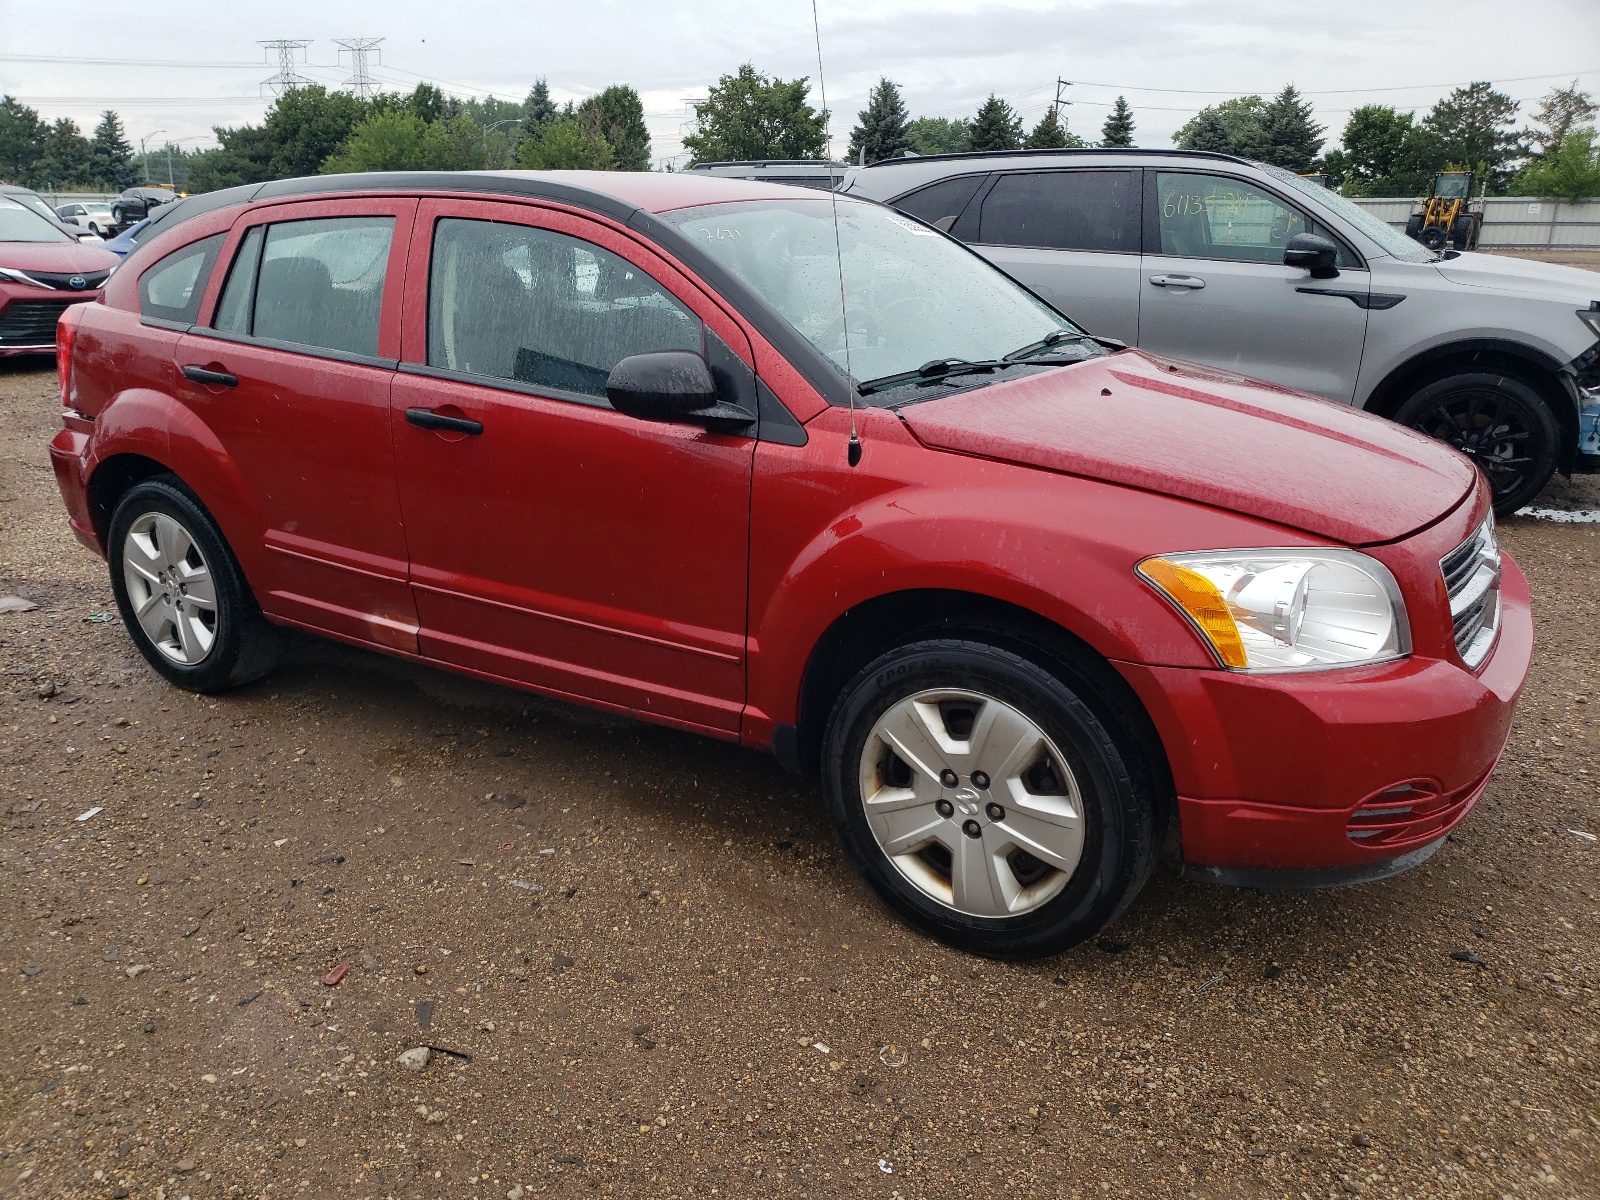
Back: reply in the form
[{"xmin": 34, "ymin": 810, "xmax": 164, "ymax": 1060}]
[
  {"xmin": 1284, "ymin": 232, "xmax": 1340, "ymax": 279},
  {"xmin": 606, "ymin": 351, "xmax": 719, "ymax": 423}
]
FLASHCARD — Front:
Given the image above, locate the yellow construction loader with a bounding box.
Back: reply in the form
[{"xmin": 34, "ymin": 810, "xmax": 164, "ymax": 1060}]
[{"xmin": 1404, "ymin": 170, "xmax": 1483, "ymax": 251}]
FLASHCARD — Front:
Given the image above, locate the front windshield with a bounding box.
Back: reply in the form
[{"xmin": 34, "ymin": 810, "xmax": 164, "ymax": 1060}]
[
  {"xmin": 1262, "ymin": 164, "xmax": 1433, "ymax": 263},
  {"xmin": 661, "ymin": 197, "xmax": 1084, "ymax": 385},
  {"xmin": 0, "ymin": 200, "xmax": 74, "ymax": 243}
]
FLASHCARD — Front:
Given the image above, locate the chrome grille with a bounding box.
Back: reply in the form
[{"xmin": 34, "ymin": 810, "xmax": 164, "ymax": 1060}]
[{"xmin": 1441, "ymin": 517, "xmax": 1501, "ymax": 670}]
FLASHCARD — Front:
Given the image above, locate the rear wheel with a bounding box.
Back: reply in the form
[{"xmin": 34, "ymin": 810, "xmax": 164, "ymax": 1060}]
[
  {"xmin": 1393, "ymin": 372, "xmax": 1559, "ymax": 516},
  {"xmin": 1419, "ymin": 225, "xmax": 1448, "ymax": 251},
  {"xmin": 822, "ymin": 639, "xmax": 1156, "ymax": 958},
  {"xmin": 108, "ymin": 478, "xmax": 282, "ymax": 692}
]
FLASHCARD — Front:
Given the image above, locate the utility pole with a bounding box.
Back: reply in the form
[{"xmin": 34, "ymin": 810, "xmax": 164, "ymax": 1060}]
[
  {"xmin": 1053, "ymin": 78, "xmax": 1073, "ymax": 136},
  {"xmin": 335, "ymin": 38, "xmax": 384, "ymax": 100},
  {"xmin": 260, "ymin": 40, "xmax": 314, "ymax": 96}
]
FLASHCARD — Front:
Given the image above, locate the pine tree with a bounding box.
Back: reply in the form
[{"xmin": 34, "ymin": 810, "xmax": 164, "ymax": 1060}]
[
  {"xmin": 577, "ymin": 85, "xmax": 650, "ymax": 170},
  {"xmin": 1100, "ymin": 96, "xmax": 1136, "ymax": 148},
  {"xmin": 1025, "ymin": 107, "xmax": 1080, "ymax": 149},
  {"xmin": 1255, "ymin": 85, "xmax": 1324, "ymax": 172},
  {"xmin": 89, "ymin": 111, "xmax": 137, "ymax": 189},
  {"xmin": 522, "ymin": 80, "xmax": 557, "ymax": 128},
  {"xmin": 969, "ymin": 95, "xmax": 1023, "ymax": 153},
  {"xmin": 847, "ymin": 78, "xmax": 912, "ymax": 165}
]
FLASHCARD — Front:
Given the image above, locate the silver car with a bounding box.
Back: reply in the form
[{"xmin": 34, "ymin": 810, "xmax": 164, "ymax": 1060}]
[{"xmin": 842, "ymin": 149, "xmax": 1600, "ymax": 514}]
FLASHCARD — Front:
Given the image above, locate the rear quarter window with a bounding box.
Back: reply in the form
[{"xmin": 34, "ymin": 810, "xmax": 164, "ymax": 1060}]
[
  {"xmin": 978, "ymin": 170, "xmax": 1140, "ymax": 253},
  {"xmin": 138, "ymin": 233, "xmax": 226, "ymax": 325}
]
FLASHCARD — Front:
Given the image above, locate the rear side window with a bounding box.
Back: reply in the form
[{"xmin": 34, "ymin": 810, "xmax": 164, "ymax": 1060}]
[
  {"xmin": 892, "ymin": 175, "xmax": 986, "ymax": 235},
  {"xmin": 138, "ymin": 233, "xmax": 225, "ymax": 324},
  {"xmin": 212, "ymin": 216, "xmax": 394, "ymax": 357},
  {"xmin": 978, "ymin": 171, "xmax": 1139, "ymax": 253},
  {"xmin": 427, "ymin": 218, "xmax": 702, "ymax": 400}
]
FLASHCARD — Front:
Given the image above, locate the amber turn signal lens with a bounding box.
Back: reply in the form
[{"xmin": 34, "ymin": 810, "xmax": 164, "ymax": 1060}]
[{"xmin": 1137, "ymin": 557, "xmax": 1249, "ymax": 669}]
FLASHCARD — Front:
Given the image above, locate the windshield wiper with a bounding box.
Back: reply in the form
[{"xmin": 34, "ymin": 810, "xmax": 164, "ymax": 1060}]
[
  {"xmin": 856, "ymin": 357, "xmax": 1015, "ymax": 396},
  {"xmin": 1005, "ymin": 328, "xmax": 1115, "ymax": 361}
]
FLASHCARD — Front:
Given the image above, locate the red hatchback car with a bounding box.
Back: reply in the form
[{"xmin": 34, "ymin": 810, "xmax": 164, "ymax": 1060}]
[
  {"xmin": 50, "ymin": 171, "xmax": 1531, "ymax": 956},
  {"xmin": 0, "ymin": 196, "xmax": 118, "ymax": 355}
]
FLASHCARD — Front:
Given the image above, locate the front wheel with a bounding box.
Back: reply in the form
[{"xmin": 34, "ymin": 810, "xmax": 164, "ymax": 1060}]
[
  {"xmin": 108, "ymin": 477, "xmax": 283, "ymax": 692},
  {"xmin": 1393, "ymin": 373, "xmax": 1559, "ymax": 516},
  {"xmin": 822, "ymin": 640, "xmax": 1157, "ymax": 959}
]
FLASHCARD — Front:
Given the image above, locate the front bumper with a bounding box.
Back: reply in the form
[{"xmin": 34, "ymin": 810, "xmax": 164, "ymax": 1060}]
[
  {"xmin": 0, "ymin": 284, "xmax": 98, "ymax": 355},
  {"xmin": 1115, "ymin": 555, "xmax": 1532, "ymax": 881}
]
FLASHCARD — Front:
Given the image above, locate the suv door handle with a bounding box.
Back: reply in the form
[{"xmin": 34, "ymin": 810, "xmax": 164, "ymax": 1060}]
[
  {"xmin": 405, "ymin": 407, "xmax": 484, "ymax": 435},
  {"xmin": 181, "ymin": 364, "xmax": 238, "ymax": 387},
  {"xmin": 1148, "ymin": 274, "xmax": 1205, "ymax": 289}
]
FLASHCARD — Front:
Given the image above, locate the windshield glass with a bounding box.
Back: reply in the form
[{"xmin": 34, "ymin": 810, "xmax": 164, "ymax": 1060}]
[
  {"xmin": 0, "ymin": 200, "xmax": 74, "ymax": 243},
  {"xmin": 661, "ymin": 197, "xmax": 1084, "ymax": 386},
  {"xmin": 1261, "ymin": 164, "xmax": 1433, "ymax": 263}
]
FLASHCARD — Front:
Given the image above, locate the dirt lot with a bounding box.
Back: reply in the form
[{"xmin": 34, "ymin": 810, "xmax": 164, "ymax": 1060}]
[{"xmin": 1, "ymin": 353, "xmax": 1596, "ymax": 1200}]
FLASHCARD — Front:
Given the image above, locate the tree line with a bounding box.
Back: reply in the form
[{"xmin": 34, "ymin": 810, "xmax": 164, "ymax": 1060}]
[{"xmin": 2, "ymin": 67, "xmax": 1596, "ymax": 201}]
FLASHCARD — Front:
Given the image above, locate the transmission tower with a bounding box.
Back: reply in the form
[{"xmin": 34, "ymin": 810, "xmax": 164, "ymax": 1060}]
[
  {"xmin": 336, "ymin": 38, "xmax": 385, "ymax": 100},
  {"xmin": 260, "ymin": 39, "xmax": 314, "ymax": 96}
]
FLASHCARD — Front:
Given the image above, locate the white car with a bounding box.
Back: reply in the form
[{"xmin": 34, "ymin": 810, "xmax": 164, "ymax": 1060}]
[{"xmin": 56, "ymin": 202, "xmax": 117, "ymax": 237}]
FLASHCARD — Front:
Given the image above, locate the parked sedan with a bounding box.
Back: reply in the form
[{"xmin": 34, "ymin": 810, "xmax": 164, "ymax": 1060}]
[
  {"xmin": 0, "ymin": 197, "xmax": 117, "ymax": 355},
  {"xmin": 843, "ymin": 149, "xmax": 1600, "ymax": 514},
  {"xmin": 50, "ymin": 171, "xmax": 1529, "ymax": 956},
  {"xmin": 56, "ymin": 201, "xmax": 118, "ymax": 237}
]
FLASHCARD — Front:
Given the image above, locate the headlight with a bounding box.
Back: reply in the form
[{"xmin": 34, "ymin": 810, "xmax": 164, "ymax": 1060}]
[{"xmin": 1138, "ymin": 549, "xmax": 1411, "ymax": 671}]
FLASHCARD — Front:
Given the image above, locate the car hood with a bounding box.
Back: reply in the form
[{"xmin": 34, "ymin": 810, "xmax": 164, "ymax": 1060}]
[
  {"xmin": 897, "ymin": 351, "xmax": 1478, "ymax": 546},
  {"xmin": 1432, "ymin": 249, "xmax": 1600, "ymax": 299},
  {"xmin": 0, "ymin": 241, "xmax": 120, "ymax": 274}
]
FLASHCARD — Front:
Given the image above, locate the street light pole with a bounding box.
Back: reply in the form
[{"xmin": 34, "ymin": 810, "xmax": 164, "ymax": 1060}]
[{"xmin": 139, "ymin": 130, "xmax": 167, "ymax": 186}]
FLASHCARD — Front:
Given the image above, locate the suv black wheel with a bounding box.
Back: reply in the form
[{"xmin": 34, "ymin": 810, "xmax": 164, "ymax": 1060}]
[
  {"xmin": 1394, "ymin": 372, "xmax": 1559, "ymax": 516},
  {"xmin": 822, "ymin": 639, "xmax": 1157, "ymax": 959},
  {"xmin": 108, "ymin": 477, "xmax": 283, "ymax": 692}
]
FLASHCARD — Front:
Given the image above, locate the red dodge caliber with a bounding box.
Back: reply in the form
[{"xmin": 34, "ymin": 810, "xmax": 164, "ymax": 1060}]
[{"xmin": 50, "ymin": 171, "xmax": 1531, "ymax": 957}]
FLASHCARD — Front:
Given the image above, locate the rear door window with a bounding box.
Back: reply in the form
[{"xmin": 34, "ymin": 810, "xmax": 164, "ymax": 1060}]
[
  {"xmin": 427, "ymin": 217, "xmax": 702, "ymax": 401},
  {"xmin": 138, "ymin": 233, "xmax": 226, "ymax": 324},
  {"xmin": 977, "ymin": 170, "xmax": 1140, "ymax": 252},
  {"xmin": 214, "ymin": 216, "xmax": 394, "ymax": 357},
  {"xmin": 892, "ymin": 175, "xmax": 987, "ymax": 235}
]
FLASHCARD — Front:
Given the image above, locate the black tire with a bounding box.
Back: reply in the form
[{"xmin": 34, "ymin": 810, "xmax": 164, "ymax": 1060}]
[
  {"xmin": 1419, "ymin": 225, "xmax": 1448, "ymax": 251},
  {"xmin": 822, "ymin": 639, "xmax": 1157, "ymax": 959},
  {"xmin": 1393, "ymin": 372, "xmax": 1560, "ymax": 516},
  {"xmin": 1450, "ymin": 215, "xmax": 1474, "ymax": 251},
  {"xmin": 107, "ymin": 477, "xmax": 283, "ymax": 692},
  {"xmin": 1403, "ymin": 215, "xmax": 1422, "ymax": 240}
]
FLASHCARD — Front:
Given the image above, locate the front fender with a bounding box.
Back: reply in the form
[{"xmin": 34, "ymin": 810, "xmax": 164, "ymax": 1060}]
[{"xmin": 743, "ymin": 407, "xmax": 1328, "ymax": 739}]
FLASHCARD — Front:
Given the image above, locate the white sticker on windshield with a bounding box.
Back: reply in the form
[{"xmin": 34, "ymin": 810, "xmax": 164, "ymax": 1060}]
[{"xmin": 882, "ymin": 212, "xmax": 938, "ymax": 236}]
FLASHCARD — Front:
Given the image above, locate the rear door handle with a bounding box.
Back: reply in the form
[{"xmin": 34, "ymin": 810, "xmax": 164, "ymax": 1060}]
[
  {"xmin": 1148, "ymin": 274, "xmax": 1205, "ymax": 289},
  {"xmin": 181, "ymin": 364, "xmax": 238, "ymax": 387},
  {"xmin": 405, "ymin": 407, "xmax": 483, "ymax": 435}
]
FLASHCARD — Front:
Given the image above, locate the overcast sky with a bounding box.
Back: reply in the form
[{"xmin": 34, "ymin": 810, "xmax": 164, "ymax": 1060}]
[{"xmin": 3, "ymin": 0, "xmax": 1598, "ymax": 166}]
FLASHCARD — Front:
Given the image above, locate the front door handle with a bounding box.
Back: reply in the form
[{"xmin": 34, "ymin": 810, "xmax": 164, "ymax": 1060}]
[
  {"xmin": 1148, "ymin": 274, "xmax": 1206, "ymax": 290},
  {"xmin": 181, "ymin": 364, "xmax": 238, "ymax": 387},
  {"xmin": 405, "ymin": 407, "xmax": 483, "ymax": 435}
]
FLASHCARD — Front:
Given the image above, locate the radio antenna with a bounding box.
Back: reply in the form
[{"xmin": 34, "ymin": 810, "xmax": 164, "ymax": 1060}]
[{"xmin": 809, "ymin": 0, "xmax": 861, "ymax": 466}]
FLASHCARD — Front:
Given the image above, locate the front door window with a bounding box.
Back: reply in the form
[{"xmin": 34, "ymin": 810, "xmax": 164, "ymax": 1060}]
[{"xmin": 1154, "ymin": 173, "xmax": 1350, "ymax": 266}]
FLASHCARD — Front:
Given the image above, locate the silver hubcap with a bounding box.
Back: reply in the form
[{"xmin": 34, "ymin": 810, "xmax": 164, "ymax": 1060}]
[
  {"xmin": 859, "ymin": 688, "xmax": 1085, "ymax": 917},
  {"xmin": 121, "ymin": 512, "xmax": 218, "ymax": 666}
]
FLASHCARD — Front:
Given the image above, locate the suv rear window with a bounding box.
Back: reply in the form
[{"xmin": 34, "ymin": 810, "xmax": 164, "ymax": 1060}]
[
  {"xmin": 138, "ymin": 233, "xmax": 225, "ymax": 324},
  {"xmin": 893, "ymin": 175, "xmax": 986, "ymax": 236},
  {"xmin": 212, "ymin": 216, "xmax": 394, "ymax": 357},
  {"xmin": 978, "ymin": 170, "xmax": 1139, "ymax": 253}
]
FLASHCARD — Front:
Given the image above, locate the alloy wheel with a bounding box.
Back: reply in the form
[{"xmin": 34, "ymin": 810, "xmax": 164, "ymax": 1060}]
[
  {"xmin": 1406, "ymin": 389, "xmax": 1540, "ymax": 504},
  {"xmin": 858, "ymin": 688, "xmax": 1085, "ymax": 917},
  {"xmin": 121, "ymin": 511, "xmax": 219, "ymax": 665}
]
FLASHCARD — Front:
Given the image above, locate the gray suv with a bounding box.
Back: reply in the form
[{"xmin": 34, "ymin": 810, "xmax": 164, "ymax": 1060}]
[{"xmin": 842, "ymin": 149, "xmax": 1600, "ymax": 514}]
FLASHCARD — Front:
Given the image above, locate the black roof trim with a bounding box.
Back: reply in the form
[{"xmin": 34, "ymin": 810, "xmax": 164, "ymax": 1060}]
[
  {"xmin": 862, "ymin": 147, "xmax": 1254, "ymax": 169},
  {"xmin": 685, "ymin": 160, "xmax": 849, "ymax": 169}
]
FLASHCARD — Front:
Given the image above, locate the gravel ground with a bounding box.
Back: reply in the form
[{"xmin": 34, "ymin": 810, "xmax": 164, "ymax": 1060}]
[{"xmin": 1, "ymin": 351, "xmax": 1597, "ymax": 1200}]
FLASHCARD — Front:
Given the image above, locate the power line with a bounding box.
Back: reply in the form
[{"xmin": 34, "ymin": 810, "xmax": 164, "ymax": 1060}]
[{"xmin": 1065, "ymin": 67, "xmax": 1600, "ymax": 96}]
